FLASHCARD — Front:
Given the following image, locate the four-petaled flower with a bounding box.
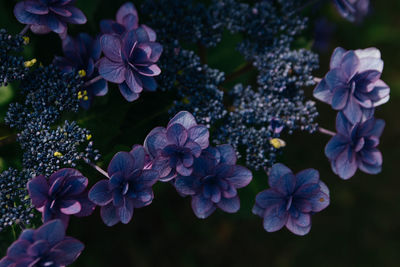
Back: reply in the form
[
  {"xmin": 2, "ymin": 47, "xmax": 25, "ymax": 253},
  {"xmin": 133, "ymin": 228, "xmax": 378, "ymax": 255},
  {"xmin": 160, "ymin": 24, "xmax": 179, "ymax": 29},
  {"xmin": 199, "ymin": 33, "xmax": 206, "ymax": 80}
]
[
  {"xmin": 0, "ymin": 219, "xmax": 84, "ymax": 267},
  {"xmin": 314, "ymin": 47, "xmax": 390, "ymax": 124},
  {"xmin": 252, "ymin": 163, "xmax": 330, "ymax": 236},
  {"xmin": 98, "ymin": 27, "xmax": 163, "ymax": 101},
  {"xmin": 175, "ymin": 145, "xmax": 252, "ymax": 219},
  {"xmin": 333, "ymin": 0, "xmax": 370, "ymax": 22},
  {"xmin": 144, "ymin": 111, "xmax": 210, "ymax": 182},
  {"xmin": 88, "ymin": 146, "xmax": 159, "ymax": 226},
  {"xmin": 325, "ymin": 112, "xmax": 385, "ymax": 179},
  {"xmin": 54, "ymin": 33, "xmax": 108, "ymax": 109},
  {"xmin": 100, "ymin": 2, "xmax": 139, "ymax": 36},
  {"xmin": 14, "ymin": 0, "xmax": 87, "ymax": 37},
  {"xmin": 28, "ymin": 168, "xmax": 95, "ymax": 228}
]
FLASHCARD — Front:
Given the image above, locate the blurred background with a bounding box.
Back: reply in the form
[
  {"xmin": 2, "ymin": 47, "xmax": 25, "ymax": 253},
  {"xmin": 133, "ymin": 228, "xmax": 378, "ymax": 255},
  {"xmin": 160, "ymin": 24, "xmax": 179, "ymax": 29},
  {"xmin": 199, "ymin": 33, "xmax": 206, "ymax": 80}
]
[{"xmin": 0, "ymin": 0, "xmax": 399, "ymax": 266}]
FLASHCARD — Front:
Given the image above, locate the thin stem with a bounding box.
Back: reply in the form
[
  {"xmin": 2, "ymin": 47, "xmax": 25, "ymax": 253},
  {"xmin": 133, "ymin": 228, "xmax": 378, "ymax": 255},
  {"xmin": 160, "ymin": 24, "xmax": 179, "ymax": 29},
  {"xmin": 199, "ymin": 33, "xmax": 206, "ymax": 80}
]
[
  {"xmin": 314, "ymin": 77, "xmax": 322, "ymax": 83},
  {"xmin": 19, "ymin": 25, "xmax": 30, "ymax": 36},
  {"xmin": 318, "ymin": 127, "xmax": 336, "ymax": 136},
  {"xmin": 84, "ymin": 76, "xmax": 102, "ymax": 87},
  {"xmin": 223, "ymin": 62, "xmax": 254, "ymax": 85},
  {"xmin": 0, "ymin": 134, "xmax": 17, "ymax": 147},
  {"xmin": 85, "ymin": 160, "xmax": 109, "ymax": 179}
]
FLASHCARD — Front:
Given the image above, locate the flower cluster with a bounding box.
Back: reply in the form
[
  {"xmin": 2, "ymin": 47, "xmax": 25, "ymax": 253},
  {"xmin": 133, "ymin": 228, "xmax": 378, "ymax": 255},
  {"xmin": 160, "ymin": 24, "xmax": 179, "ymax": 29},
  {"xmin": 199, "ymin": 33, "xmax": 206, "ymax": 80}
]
[
  {"xmin": 314, "ymin": 47, "xmax": 389, "ymax": 179},
  {"xmin": 253, "ymin": 164, "xmax": 330, "ymax": 236},
  {"xmin": 14, "ymin": 0, "xmax": 87, "ymax": 37},
  {"xmin": 0, "ymin": 169, "xmax": 34, "ymax": 232},
  {"xmin": 0, "ymin": 220, "xmax": 84, "ymax": 266},
  {"xmin": 28, "ymin": 169, "xmax": 95, "ymax": 228},
  {"xmin": 98, "ymin": 2, "xmax": 163, "ymax": 102}
]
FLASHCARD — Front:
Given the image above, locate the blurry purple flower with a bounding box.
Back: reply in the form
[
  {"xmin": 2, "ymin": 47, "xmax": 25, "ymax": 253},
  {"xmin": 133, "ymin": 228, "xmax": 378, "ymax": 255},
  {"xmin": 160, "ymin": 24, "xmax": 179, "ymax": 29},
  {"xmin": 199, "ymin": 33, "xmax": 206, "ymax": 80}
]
[
  {"xmin": 144, "ymin": 111, "xmax": 210, "ymax": 182},
  {"xmin": 28, "ymin": 168, "xmax": 95, "ymax": 228},
  {"xmin": 252, "ymin": 163, "xmax": 330, "ymax": 236},
  {"xmin": 98, "ymin": 27, "xmax": 163, "ymax": 101},
  {"xmin": 88, "ymin": 146, "xmax": 159, "ymax": 226},
  {"xmin": 333, "ymin": 0, "xmax": 369, "ymax": 22},
  {"xmin": 14, "ymin": 0, "xmax": 87, "ymax": 37},
  {"xmin": 100, "ymin": 2, "xmax": 139, "ymax": 36},
  {"xmin": 175, "ymin": 145, "xmax": 252, "ymax": 219},
  {"xmin": 314, "ymin": 47, "xmax": 390, "ymax": 124},
  {"xmin": 54, "ymin": 33, "xmax": 108, "ymax": 109},
  {"xmin": 0, "ymin": 219, "xmax": 84, "ymax": 267},
  {"xmin": 325, "ymin": 112, "xmax": 385, "ymax": 179}
]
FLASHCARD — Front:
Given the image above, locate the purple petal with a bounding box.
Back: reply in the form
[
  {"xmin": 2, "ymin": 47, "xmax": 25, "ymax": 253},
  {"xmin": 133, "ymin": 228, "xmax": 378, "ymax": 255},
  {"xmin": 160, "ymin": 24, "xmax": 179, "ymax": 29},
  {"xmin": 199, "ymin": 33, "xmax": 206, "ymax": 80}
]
[
  {"xmin": 330, "ymin": 47, "xmax": 347, "ymax": 69},
  {"xmin": 30, "ymin": 24, "xmax": 52, "ymax": 34},
  {"xmin": 176, "ymin": 163, "xmax": 193, "ymax": 176},
  {"xmin": 122, "ymin": 14, "xmax": 138, "ymax": 31},
  {"xmin": 325, "ymin": 135, "xmax": 348, "ymax": 160},
  {"xmin": 217, "ymin": 144, "xmax": 237, "ymax": 165},
  {"xmin": 118, "ymin": 82, "xmax": 140, "ymax": 102},
  {"xmin": 125, "ymin": 70, "xmax": 143, "ymax": 93},
  {"xmin": 24, "ymin": 1, "xmax": 49, "ymax": 15},
  {"xmin": 254, "ymin": 189, "xmax": 285, "ymax": 209},
  {"xmin": 166, "ymin": 124, "xmax": 188, "ymax": 146},
  {"xmin": 141, "ymin": 25, "xmax": 157, "ymax": 42},
  {"xmin": 335, "ymin": 148, "xmax": 358, "ymax": 179},
  {"xmin": 144, "ymin": 127, "xmax": 168, "ymax": 157},
  {"xmin": 60, "ymin": 200, "xmax": 81, "ymax": 215},
  {"xmin": 100, "ymin": 34, "xmax": 122, "ymax": 62},
  {"xmin": 100, "ymin": 203, "xmax": 120, "ymax": 226},
  {"xmin": 98, "ymin": 58, "xmax": 126, "ymax": 83},
  {"xmin": 191, "ymin": 195, "xmax": 214, "ymax": 219},
  {"xmin": 262, "ymin": 204, "xmax": 288, "ymax": 232},
  {"xmin": 343, "ymin": 97, "xmax": 362, "ymax": 124},
  {"xmin": 116, "ymin": 2, "xmax": 138, "ymax": 25},
  {"xmin": 51, "ymin": 238, "xmax": 84, "ymax": 266},
  {"xmin": 217, "ymin": 196, "xmax": 240, "ymax": 213},
  {"xmin": 168, "ymin": 111, "xmax": 197, "ymax": 129},
  {"xmin": 49, "ymin": 6, "xmax": 72, "ymax": 17},
  {"xmin": 188, "ymin": 126, "xmax": 209, "ymax": 149},
  {"xmin": 313, "ymin": 79, "xmax": 333, "ymax": 104},
  {"xmin": 129, "ymin": 145, "xmax": 146, "ymax": 170},
  {"xmin": 286, "ymin": 213, "xmax": 311, "ymax": 236},
  {"xmin": 35, "ymin": 220, "xmax": 65, "ymax": 246},
  {"xmin": 14, "ymin": 2, "xmax": 40, "ymax": 24},
  {"xmin": 175, "ymin": 176, "xmax": 197, "ymax": 195},
  {"xmin": 119, "ymin": 199, "xmax": 134, "ymax": 224},
  {"xmin": 295, "ymin": 169, "xmax": 319, "ymax": 188},
  {"xmin": 225, "ymin": 166, "xmax": 252, "ymax": 189},
  {"xmin": 88, "ymin": 180, "xmax": 112, "ymax": 206},
  {"xmin": 141, "ymin": 76, "xmax": 157, "ymax": 92},
  {"xmin": 108, "ymin": 151, "xmax": 135, "ymax": 177},
  {"xmin": 340, "ymin": 51, "xmax": 360, "ymax": 80},
  {"xmin": 27, "ymin": 175, "xmax": 49, "ymax": 208},
  {"xmin": 61, "ymin": 6, "xmax": 87, "ymax": 24},
  {"xmin": 136, "ymin": 64, "xmax": 161, "ymax": 76},
  {"xmin": 7, "ymin": 240, "xmax": 30, "ymax": 259},
  {"xmin": 332, "ymin": 86, "xmax": 349, "ymax": 110},
  {"xmin": 185, "ymin": 141, "xmax": 202, "ymax": 158},
  {"xmin": 268, "ymin": 163, "xmax": 293, "ymax": 191}
]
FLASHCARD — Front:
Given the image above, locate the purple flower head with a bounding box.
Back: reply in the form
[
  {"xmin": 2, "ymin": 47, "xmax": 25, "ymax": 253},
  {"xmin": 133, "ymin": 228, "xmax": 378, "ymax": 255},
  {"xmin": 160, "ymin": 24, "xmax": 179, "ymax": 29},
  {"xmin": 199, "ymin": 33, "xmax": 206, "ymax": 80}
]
[
  {"xmin": 325, "ymin": 112, "xmax": 385, "ymax": 180},
  {"xmin": 98, "ymin": 26, "xmax": 163, "ymax": 102},
  {"xmin": 100, "ymin": 2, "xmax": 140, "ymax": 36},
  {"xmin": 0, "ymin": 219, "xmax": 84, "ymax": 267},
  {"xmin": 88, "ymin": 146, "xmax": 159, "ymax": 226},
  {"xmin": 28, "ymin": 168, "xmax": 95, "ymax": 228},
  {"xmin": 314, "ymin": 47, "xmax": 390, "ymax": 124},
  {"xmin": 175, "ymin": 145, "xmax": 252, "ymax": 219},
  {"xmin": 54, "ymin": 33, "xmax": 108, "ymax": 109},
  {"xmin": 333, "ymin": 0, "xmax": 369, "ymax": 22},
  {"xmin": 144, "ymin": 111, "xmax": 210, "ymax": 182},
  {"xmin": 252, "ymin": 163, "xmax": 330, "ymax": 236},
  {"xmin": 14, "ymin": 0, "xmax": 87, "ymax": 37}
]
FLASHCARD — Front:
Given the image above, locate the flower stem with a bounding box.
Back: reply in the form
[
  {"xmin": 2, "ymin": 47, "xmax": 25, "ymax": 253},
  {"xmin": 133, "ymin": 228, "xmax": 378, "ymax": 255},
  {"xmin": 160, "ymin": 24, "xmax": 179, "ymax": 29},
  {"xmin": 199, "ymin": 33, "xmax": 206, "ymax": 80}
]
[
  {"xmin": 84, "ymin": 76, "xmax": 103, "ymax": 87},
  {"xmin": 318, "ymin": 127, "xmax": 336, "ymax": 136},
  {"xmin": 19, "ymin": 25, "xmax": 30, "ymax": 36},
  {"xmin": 223, "ymin": 62, "xmax": 254, "ymax": 84},
  {"xmin": 84, "ymin": 159, "xmax": 109, "ymax": 179},
  {"xmin": 313, "ymin": 77, "xmax": 322, "ymax": 83}
]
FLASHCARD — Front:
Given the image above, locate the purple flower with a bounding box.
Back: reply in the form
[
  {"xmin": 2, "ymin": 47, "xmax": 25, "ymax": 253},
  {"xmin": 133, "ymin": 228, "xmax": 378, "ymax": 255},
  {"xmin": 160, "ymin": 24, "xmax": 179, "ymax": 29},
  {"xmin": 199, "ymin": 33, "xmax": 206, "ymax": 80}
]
[
  {"xmin": 325, "ymin": 112, "xmax": 385, "ymax": 179},
  {"xmin": 14, "ymin": 0, "xmax": 87, "ymax": 37},
  {"xmin": 0, "ymin": 219, "xmax": 84, "ymax": 267},
  {"xmin": 314, "ymin": 47, "xmax": 390, "ymax": 124},
  {"xmin": 88, "ymin": 146, "xmax": 159, "ymax": 226},
  {"xmin": 252, "ymin": 163, "xmax": 330, "ymax": 236},
  {"xmin": 100, "ymin": 2, "xmax": 140, "ymax": 36},
  {"xmin": 144, "ymin": 111, "xmax": 210, "ymax": 182},
  {"xmin": 175, "ymin": 145, "xmax": 252, "ymax": 219},
  {"xmin": 97, "ymin": 26, "xmax": 163, "ymax": 102},
  {"xmin": 54, "ymin": 33, "xmax": 108, "ymax": 109},
  {"xmin": 333, "ymin": 0, "xmax": 369, "ymax": 22},
  {"xmin": 27, "ymin": 168, "xmax": 95, "ymax": 228}
]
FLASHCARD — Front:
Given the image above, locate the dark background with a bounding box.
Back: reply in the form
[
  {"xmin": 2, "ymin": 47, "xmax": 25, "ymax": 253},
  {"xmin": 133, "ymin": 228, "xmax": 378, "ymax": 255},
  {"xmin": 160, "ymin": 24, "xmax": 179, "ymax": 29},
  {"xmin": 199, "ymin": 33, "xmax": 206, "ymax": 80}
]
[{"xmin": 0, "ymin": 0, "xmax": 400, "ymax": 266}]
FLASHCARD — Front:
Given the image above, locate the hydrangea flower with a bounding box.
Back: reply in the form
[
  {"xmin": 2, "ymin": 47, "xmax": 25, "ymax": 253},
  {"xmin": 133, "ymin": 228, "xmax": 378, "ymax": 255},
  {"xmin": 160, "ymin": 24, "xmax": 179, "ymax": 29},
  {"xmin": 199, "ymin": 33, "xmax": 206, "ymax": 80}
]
[
  {"xmin": 27, "ymin": 168, "xmax": 95, "ymax": 228},
  {"xmin": 0, "ymin": 219, "xmax": 84, "ymax": 267},
  {"xmin": 252, "ymin": 163, "xmax": 330, "ymax": 236},
  {"xmin": 333, "ymin": 0, "xmax": 369, "ymax": 22},
  {"xmin": 314, "ymin": 47, "xmax": 390, "ymax": 124},
  {"xmin": 144, "ymin": 111, "xmax": 210, "ymax": 182},
  {"xmin": 88, "ymin": 146, "xmax": 159, "ymax": 226},
  {"xmin": 325, "ymin": 112, "xmax": 385, "ymax": 179},
  {"xmin": 54, "ymin": 33, "xmax": 108, "ymax": 109},
  {"xmin": 100, "ymin": 2, "xmax": 139, "ymax": 36},
  {"xmin": 98, "ymin": 27, "xmax": 163, "ymax": 101},
  {"xmin": 14, "ymin": 0, "xmax": 87, "ymax": 37},
  {"xmin": 175, "ymin": 145, "xmax": 252, "ymax": 219}
]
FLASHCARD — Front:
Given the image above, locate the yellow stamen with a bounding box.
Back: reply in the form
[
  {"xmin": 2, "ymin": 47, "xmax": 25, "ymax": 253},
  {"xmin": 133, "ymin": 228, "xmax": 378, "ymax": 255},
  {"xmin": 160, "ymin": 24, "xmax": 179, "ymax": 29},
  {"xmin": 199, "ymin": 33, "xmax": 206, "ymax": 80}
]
[
  {"xmin": 22, "ymin": 36, "xmax": 30, "ymax": 45},
  {"xmin": 86, "ymin": 134, "xmax": 92, "ymax": 141},
  {"xmin": 319, "ymin": 198, "xmax": 325, "ymax": 202},
  {"xmin": 83, "ymin": 96, "xmax": 89, "ymax": 101},
  {"xmin": 53, "ymin": 151, "xmax": 63, "ymax": 157},
  {"xmin": 23, "ymin": 58, "xmax": 37, "ymax": 68},
  {"xmin": 269, "ymin": 138, "xmax": 286, "ymax": 149},
  {"xmin": 78, "ymin": 69, "xmax": 87, "ymax": 77}
]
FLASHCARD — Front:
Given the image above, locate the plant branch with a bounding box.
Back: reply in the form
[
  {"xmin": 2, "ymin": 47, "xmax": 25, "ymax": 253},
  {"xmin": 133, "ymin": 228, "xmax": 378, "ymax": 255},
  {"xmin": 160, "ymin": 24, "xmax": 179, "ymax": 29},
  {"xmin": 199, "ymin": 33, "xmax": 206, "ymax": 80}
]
[
  {"xmin": 223, "ymin": 62, "xmax": 254, "ymax": 85},
  {"xmin": 318, "ymin": 127, "xmax": 336, "ymax": 136},
  {"xmin": 84, "ymin": 159, "xmax": 109, "ymax": 179},
  {"xmin": 19, "ymin": 25, "xmax": 30, "ymax": 36}
]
